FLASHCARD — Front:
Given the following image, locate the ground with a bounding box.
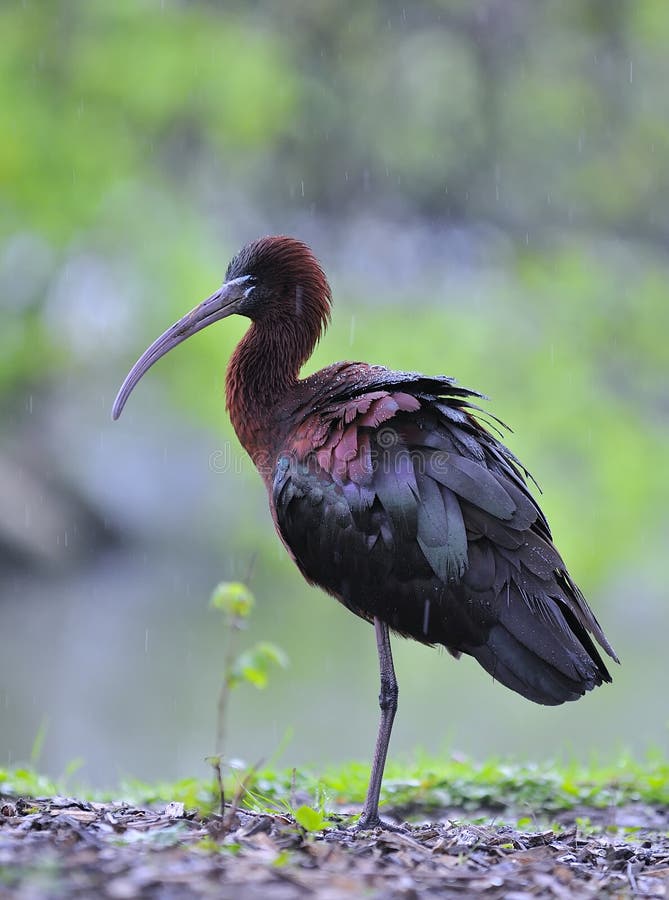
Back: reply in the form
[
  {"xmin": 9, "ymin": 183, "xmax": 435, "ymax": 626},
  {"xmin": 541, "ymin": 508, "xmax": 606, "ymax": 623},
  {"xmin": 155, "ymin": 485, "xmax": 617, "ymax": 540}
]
[{"xmin": 2, "ymin": 793, "xmax": 668, "ymax": 898}]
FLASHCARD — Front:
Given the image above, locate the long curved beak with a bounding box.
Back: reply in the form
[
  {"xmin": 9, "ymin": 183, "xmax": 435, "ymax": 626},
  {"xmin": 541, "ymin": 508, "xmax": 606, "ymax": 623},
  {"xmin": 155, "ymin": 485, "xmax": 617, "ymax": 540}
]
[{"xmin": 112, "ymin": 275, "xmax": 252, "ymax": 420}]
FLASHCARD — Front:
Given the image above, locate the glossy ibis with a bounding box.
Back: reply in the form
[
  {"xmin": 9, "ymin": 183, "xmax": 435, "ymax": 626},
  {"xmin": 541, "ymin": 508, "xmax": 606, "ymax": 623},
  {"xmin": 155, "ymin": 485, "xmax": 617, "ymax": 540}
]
[{"xmin": 113, "ymin": 236, "xmax": 618, "ymax": 828}]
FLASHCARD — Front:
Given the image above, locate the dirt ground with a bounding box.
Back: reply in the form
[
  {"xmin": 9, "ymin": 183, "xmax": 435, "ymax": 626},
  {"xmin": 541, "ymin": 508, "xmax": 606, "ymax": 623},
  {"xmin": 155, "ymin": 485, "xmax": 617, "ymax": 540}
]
[{"xmin": 1, "ymin": 794, "xmax": 668, "ymax": 898}]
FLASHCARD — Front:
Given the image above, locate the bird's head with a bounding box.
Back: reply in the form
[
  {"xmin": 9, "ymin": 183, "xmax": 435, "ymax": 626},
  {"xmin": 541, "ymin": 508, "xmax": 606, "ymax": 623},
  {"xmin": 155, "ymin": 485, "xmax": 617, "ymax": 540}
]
[{"xmin": 112, "ymin": 235, "xmax": 331, "ymax": 419}]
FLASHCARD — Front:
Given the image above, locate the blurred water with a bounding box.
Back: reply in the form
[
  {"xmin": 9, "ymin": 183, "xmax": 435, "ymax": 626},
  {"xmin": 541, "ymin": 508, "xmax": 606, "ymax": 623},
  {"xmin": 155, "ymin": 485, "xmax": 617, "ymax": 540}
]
[
  {"xmin": 2, "ymin": 535, "xmax": 664, "ymax": 789},
  {"xmin": 0, "ymin": 383, "xmax": 665, "ymax": 790}
]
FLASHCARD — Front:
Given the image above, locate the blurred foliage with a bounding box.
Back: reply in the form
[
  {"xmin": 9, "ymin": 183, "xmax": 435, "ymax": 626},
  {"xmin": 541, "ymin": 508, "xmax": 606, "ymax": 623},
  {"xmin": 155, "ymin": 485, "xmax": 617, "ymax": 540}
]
[
  {"xmin": 1, "ymin": 1, "xmax": 295, "ymax": 238},
  {"xmin": 1, "ymin": 0, "xmax": 668, "ymax": 599}
]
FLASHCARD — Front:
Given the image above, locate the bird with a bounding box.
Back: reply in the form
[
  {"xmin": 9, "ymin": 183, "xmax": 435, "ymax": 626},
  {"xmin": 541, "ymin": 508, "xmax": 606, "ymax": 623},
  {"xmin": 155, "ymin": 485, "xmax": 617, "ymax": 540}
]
[{"xmin": 112, "ymin": 235, "xmax": 618, "ymax": 829}]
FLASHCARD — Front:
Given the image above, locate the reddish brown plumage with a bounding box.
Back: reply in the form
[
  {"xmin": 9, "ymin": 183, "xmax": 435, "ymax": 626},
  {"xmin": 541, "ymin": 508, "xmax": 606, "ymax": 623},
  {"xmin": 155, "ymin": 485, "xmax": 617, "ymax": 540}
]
[{"xmin": 223, "ymin": 237, "xmax": 332, "ymax": 464}]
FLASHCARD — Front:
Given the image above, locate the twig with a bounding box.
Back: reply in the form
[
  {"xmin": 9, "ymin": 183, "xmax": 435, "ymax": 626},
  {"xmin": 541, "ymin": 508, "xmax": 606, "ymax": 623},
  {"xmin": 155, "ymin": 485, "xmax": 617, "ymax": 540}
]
[
  {"xmin": 208, "ymin": 756, "xmax": 225, "ymax": 818},
  {"xmin": 222, "ymin": 758, "xmax": 264, "ymax": 834},
  {"xmin": 290, "ymin": 767, "xmax": 297, "ymax": 810}
]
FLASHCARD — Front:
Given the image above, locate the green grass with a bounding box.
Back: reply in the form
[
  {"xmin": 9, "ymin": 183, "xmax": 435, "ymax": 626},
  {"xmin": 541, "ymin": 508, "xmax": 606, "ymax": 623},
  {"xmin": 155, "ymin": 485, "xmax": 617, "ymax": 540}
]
[
  {"xmin": 2, "ymin": 751, "xmax": 667, "ymax": 819},
  {"xmin": 251, "ymin": 752, "xmax": 669, "ymax": 815}
]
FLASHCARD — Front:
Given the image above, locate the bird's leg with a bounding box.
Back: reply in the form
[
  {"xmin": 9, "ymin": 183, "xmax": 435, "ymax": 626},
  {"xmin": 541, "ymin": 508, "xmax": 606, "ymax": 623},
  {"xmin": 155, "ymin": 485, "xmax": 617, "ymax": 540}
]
[{"xmin": 357, "ymin": 617, "xmax": 399, "ymax": 830}]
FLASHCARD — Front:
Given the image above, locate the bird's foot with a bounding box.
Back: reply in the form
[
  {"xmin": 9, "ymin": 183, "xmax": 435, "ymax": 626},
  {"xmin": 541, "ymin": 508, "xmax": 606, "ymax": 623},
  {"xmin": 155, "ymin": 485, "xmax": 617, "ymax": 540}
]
[{"xmin": 348, "ymin": 814, "xmax": 406, "ymax": 833}]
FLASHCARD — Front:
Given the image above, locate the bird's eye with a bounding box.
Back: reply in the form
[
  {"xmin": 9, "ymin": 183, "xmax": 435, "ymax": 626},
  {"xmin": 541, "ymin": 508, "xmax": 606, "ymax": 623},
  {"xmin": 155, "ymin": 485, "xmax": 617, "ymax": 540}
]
[{"xmin": 243, "ymin": 275, "xmax": 258, "ymax": 299}]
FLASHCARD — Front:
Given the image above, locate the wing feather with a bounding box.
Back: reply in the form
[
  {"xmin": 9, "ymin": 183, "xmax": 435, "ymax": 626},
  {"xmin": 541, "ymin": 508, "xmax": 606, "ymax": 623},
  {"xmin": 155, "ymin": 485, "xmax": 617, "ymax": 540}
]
[{"xmin": 271, "ymin": 367, "xmax": 617, "ymax": 707}]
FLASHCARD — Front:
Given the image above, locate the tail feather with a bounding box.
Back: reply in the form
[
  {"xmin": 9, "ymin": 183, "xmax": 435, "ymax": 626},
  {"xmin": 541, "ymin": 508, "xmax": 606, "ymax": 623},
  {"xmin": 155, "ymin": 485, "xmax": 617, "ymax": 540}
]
[
  {"xmin": 463, "ymin": 585, "xmax": 612, "ymax": 706},
  {"xmin": 469, "ymin": 638, "xmax": 581, "ymax": 705}
]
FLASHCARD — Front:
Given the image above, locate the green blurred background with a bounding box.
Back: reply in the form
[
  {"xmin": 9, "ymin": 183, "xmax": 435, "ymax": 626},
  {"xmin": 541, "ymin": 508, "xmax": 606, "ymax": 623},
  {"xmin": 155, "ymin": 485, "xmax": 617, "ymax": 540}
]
[{"xmin": 1, "ymin": 1, "xmax": 667, "ymax": 787}]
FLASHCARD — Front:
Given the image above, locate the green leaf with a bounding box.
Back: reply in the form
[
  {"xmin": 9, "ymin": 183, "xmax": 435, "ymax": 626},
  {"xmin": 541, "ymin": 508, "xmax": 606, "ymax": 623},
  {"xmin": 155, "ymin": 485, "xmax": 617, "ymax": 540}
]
[
  {"xmin": 209, "ymin": 582, "xmax": 255, "ymax": 618},
  {"xmin": 230, "ymin": 642, "xmax": 288, "ymax": 690},
  {"xmin": 294, "ymin": 805, "xmax": 328, "ymax": 832}
]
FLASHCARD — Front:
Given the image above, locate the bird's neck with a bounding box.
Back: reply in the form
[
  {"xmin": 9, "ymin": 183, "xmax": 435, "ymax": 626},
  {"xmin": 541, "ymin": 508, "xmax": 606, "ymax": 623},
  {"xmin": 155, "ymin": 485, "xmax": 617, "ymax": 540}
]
[{"xmin": 225, "ymin": 319, "xmax": 313, "ymax": 467}]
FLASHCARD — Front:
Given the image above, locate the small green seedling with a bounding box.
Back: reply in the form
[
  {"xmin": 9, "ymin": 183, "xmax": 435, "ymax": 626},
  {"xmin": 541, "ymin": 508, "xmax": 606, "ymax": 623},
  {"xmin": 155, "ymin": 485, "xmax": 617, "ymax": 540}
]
[
  {"xmin": 293, "ymin": 804, "xmax": 329, "ymax": 833},
  {"xmin": 208, "ymin": 580, "xmax": 288, "ymax": 818}
]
